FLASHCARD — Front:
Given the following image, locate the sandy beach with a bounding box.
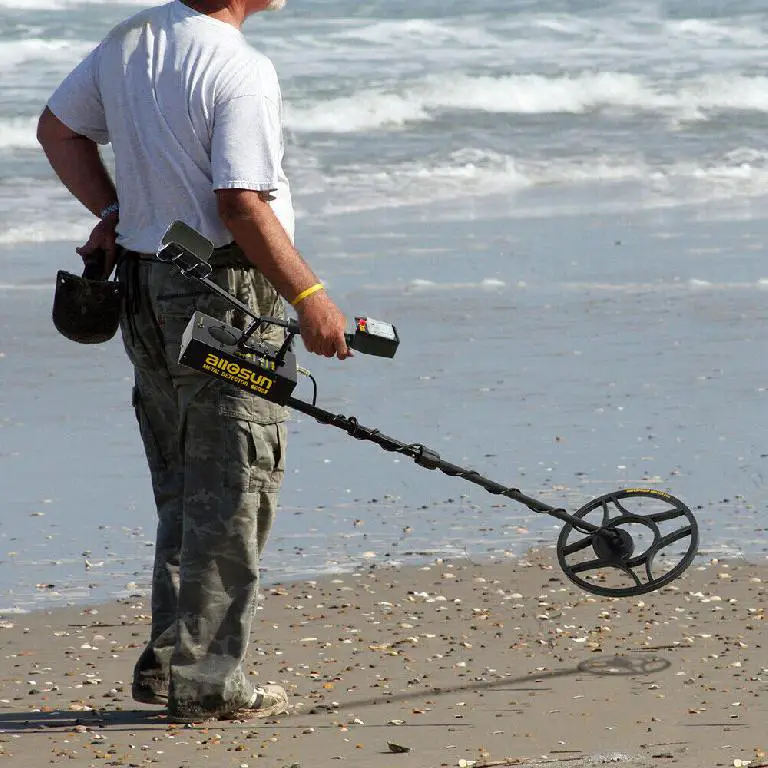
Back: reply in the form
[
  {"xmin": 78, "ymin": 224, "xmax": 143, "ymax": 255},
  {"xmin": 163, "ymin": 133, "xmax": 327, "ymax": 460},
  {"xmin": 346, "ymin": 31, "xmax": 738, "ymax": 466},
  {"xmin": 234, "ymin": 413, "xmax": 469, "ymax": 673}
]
[
  {"xmin": 3, "ymin": 201, "xmax": 768, "ymax": 768},
  {"xmin": 1, "ymin": 549, "xmax": 765, "ymax": 768},
  {"xmin": 4, "ymin": 3, "xmax": 768, "ymax": 765}
]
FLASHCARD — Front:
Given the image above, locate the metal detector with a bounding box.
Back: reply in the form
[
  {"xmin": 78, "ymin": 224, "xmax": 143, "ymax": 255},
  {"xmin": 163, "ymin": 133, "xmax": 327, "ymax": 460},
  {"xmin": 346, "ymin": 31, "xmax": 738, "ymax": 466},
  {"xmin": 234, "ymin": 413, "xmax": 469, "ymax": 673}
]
[{"xmin": 157, "ymin": 221, "xmax": 699, "ymax": 598}]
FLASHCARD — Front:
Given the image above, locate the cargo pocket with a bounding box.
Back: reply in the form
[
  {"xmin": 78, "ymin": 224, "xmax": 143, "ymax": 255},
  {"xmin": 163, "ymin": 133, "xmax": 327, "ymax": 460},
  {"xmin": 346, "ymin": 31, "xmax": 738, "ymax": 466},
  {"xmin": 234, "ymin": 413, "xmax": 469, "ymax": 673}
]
[
  {"xmin": 156, "ymin": 263, "xmax": 238, "ymax": 320},
  {"xmin": 218, "ymin": 391, "xmax": 287, "ymax": 493},
  {"xmin": 132, "ymin": 386, "xmax": 167, "ymax": 473}
]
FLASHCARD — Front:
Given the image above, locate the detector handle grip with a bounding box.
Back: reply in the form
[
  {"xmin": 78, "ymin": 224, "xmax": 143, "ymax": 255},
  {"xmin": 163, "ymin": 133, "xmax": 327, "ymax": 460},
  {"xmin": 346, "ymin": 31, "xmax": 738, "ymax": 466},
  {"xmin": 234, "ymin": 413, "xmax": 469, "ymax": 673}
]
[
  {"xmin": 284, "ymin": 317, "xmax": 399, "ymax": 358},
  {"xmin": 284, "ymin": 317, "xmax": 353, "ymax": 339},
  {"xmin": 284, "ymin": 318, "xmax": 357, "ymax": 348}
]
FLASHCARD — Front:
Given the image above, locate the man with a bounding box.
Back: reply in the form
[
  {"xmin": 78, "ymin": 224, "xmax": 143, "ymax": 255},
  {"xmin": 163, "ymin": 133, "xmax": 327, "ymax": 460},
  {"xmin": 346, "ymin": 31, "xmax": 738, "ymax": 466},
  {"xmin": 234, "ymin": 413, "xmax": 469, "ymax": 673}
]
[{"xmin": 37, "ymin": 0, "xmax": 350, "ymax": 723}]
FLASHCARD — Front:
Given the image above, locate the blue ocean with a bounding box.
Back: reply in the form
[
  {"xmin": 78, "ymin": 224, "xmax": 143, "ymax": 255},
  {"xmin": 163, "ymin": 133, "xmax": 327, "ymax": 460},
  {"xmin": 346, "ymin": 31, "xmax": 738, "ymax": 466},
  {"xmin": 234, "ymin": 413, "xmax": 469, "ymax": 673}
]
[
  {"xmin": 2, "ymin": 0, "xmax": 768, "ymax": 610},
  {"xmin": 6, "ymin": 0, "xmax": 768, "ymax": 243}
]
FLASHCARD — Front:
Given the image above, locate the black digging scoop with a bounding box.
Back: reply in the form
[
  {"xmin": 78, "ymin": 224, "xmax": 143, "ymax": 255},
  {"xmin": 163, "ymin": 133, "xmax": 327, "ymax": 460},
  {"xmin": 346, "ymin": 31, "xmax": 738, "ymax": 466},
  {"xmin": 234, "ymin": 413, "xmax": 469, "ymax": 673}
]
[{"xmin": 52, "ymin": 250, "xmax": 122, "ymax": 345}]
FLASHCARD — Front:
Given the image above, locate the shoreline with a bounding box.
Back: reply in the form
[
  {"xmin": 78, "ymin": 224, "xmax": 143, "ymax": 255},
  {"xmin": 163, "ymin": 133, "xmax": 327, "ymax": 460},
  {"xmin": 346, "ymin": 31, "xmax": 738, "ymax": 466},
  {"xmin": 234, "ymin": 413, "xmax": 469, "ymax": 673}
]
[
  {"xmin": 1, "ymin": 548, "xmax": 765, "ymax": 767},
  {"xmin": 5, "ymin": 200, "xmax": 768, "ymax": 611}
]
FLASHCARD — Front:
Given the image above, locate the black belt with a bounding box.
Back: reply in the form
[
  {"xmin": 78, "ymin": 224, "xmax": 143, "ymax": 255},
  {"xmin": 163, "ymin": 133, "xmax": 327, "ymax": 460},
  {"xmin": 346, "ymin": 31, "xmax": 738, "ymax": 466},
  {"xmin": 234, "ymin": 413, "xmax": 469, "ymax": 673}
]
[{"xmin": 119, "ymin": 242, "xmax": 253, "ymax": 269}]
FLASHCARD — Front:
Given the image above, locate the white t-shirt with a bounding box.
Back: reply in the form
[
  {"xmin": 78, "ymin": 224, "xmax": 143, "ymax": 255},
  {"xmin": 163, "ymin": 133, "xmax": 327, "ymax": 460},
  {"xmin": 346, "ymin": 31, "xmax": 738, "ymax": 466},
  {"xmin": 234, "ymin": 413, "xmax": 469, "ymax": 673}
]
[{"xmin": 48, "ymin": 0, "xmax": 294, "ymax": 253}]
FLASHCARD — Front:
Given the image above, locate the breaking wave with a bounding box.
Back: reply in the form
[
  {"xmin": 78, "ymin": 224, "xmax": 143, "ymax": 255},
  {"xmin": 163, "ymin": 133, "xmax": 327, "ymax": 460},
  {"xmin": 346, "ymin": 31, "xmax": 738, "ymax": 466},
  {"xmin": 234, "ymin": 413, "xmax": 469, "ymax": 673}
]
[{"xmin": 286, "ymin": 72, "xmax": 768, "ymax": 132}]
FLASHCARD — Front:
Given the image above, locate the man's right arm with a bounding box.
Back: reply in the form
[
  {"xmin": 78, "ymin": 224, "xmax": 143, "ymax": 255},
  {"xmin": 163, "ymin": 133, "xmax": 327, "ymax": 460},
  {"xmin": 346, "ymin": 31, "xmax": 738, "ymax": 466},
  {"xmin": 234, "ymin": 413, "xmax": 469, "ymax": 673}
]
[{"xmin": 216, "ymin": 188, "xmax": 351, "ymax": 360}]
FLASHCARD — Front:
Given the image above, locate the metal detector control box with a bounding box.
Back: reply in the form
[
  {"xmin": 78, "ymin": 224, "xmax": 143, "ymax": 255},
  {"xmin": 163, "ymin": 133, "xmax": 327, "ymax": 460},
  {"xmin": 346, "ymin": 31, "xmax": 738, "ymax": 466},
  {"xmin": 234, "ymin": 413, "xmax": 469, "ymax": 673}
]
[{"xmin": 180, "ymin": 311, "xmax": 298, "ymax": 404}]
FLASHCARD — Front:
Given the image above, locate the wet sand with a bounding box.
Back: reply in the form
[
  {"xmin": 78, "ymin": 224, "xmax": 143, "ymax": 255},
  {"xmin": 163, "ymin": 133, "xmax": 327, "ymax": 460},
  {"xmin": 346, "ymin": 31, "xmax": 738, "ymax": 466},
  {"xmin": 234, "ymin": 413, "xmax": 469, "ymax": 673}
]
[
  {"xmin": 5, "ymin": 203, "xmax": 768, "ymax": 608},
  {"xmin": 1, "ymin": 549, "xmax": 766, "ymax": 768}
]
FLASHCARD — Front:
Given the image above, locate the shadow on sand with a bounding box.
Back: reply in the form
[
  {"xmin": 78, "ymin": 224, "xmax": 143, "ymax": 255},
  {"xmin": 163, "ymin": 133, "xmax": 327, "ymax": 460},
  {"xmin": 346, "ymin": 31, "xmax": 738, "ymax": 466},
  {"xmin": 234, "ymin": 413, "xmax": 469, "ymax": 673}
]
[{"xmin": 0, "ymin": 653, "xmax": 672, "ymax": 734}]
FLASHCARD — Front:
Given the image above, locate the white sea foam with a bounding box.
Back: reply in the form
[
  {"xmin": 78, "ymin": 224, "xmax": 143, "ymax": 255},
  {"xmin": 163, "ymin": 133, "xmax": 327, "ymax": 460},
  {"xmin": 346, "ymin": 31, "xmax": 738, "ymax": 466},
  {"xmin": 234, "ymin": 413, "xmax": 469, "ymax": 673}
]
[
  {"xmin": 0, "ymin": 282, "xmax": 53, "ymax": 290},
  {"xmin": 3, "ymin": 144, "xmax": 768, "ymax": 248},
  {"xmin": 298, "ymin": 146, "xmax": 768, "ymax": 217},
  {"xmin": 0, "ymin": 38, "xmax": 93, "ymax": 69},
  {"xmin": 0, "ymin": 0, "xmax": 151, "ymax": 8},
  {"xmin": 403, "ymin": 278, "xmax": 507, "ymax": 292},
  {"xmin": 0, "ymin": 117, "xmax": 39, "ymax": 150},
  {"xmin": 5, "ymin": 4, "xmax": 768, "ymax": 242},
  {"xmin": 13, "ymin": 64, "xmax": 768, "ymax": 140},
  {"xmin": 665, "ymin": 18, "xmax": 768, "ymax": 47},
  {"xmin": 0, "ymin": 218, "xmax": 91, "ymax": 245},
  {"xmin": 287, "ymin": 92, "xmax": 429, "ymax": 132},
  {"xmin": 560, "ymin": 280, "xmax": 768, "ymax": 294},
  {"xmin": 335, "ymin": 17, "xmax": 506, "ymax": 49},
  {"xmin": 286, "ymin": 72, "xmax": 768, "ymax": 133},
  {"xmin": 6, "ymin": 2, "xmax": 768, "ymax": 81},
  {"xmin": 272, "ymin": 11, "xmax": 768, "ymax": 77},
  {"xmin": 302, "ymin": 148, "xmax": 642, "ymax": 200}
]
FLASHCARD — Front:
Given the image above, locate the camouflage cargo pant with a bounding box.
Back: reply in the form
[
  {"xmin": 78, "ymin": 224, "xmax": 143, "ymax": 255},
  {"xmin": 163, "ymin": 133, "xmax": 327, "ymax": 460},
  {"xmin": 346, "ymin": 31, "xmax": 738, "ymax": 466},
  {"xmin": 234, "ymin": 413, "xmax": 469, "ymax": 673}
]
[{"xmin": 117, "ymin": 244, "xmax": 288, "ymax": 715}]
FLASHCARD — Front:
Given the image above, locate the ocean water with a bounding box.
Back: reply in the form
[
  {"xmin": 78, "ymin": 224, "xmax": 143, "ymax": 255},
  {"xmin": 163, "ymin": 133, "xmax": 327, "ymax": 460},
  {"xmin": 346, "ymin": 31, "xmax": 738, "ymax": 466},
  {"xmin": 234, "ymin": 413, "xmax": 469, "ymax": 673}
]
[
  {"xmin": 2, "ymin": 0, "xmax": 768, "ymax": 610},
  {"xmin": 5, "ymin": 0, "xmax": 768, "ymax": 250}
]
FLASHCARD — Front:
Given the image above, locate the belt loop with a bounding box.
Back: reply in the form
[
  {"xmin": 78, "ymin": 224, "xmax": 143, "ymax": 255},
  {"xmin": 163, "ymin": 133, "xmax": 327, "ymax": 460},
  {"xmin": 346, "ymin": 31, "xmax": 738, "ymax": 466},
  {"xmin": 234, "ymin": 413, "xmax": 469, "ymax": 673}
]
[{"xmin": 116, "ymin": 247, "xmax": 141, "ymax": 346}]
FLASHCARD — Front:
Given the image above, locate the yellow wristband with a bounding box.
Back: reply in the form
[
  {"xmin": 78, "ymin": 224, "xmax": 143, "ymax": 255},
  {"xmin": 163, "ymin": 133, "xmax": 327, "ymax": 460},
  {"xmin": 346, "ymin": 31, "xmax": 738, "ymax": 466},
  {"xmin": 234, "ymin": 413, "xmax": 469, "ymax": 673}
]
[{"xmin": 291, "ymin": 283, "xmax": 324, "ymax": 306}]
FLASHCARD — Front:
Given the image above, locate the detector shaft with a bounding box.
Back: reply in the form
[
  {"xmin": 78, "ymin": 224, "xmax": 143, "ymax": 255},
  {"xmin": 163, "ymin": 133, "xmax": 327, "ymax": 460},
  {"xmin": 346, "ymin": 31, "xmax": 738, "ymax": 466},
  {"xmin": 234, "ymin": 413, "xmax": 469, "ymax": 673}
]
[{"xmin": 286, "ymin": 396, "xmax": 599, "ymax": 532}]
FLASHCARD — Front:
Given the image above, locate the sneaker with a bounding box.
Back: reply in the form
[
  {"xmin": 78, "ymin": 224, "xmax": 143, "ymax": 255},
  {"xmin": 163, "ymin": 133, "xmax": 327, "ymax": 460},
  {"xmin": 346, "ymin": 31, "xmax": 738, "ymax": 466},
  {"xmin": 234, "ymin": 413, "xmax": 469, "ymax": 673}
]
[
  {"xmin": 132, "ymin": 678, "xmax": 169, "ymax": 706},
  {"xmin": 168, "ymin": 685, "xmax": 290, "ymax": 723},
  {"xmin": 220, "ymin": 685, "xmax": 290, "ymax": 721}
]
